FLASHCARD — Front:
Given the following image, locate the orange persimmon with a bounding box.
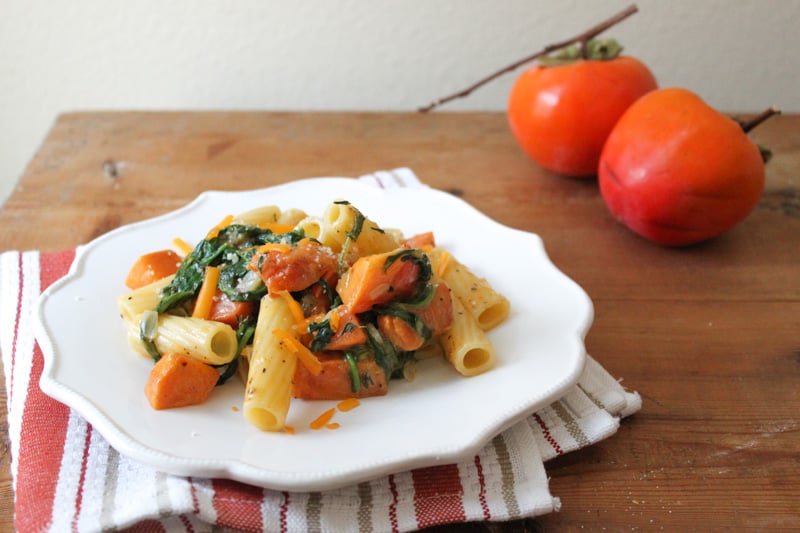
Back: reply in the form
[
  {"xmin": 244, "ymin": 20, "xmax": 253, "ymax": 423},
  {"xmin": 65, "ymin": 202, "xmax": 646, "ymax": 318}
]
[
  {"xmin": 292, "ymin": 353, "xmax": 387, "ymax": 400},
  {"xmin": 144, "ymin": 352, "xmax": 220, "ymax": 410},
  {"xmin": 402, "ymin": 232, "xmax": 436, "ymax": 249},
  {"xmin": 377, "ymin": 314, "xmax": 425, "ymax": 351},
  {"xmin": 414, "ymin": 282, "xmax": 454, "ymax": 336},
  {"xmin": 322, "ymin": 308, "xmax": 368, "ymax": 351},
  {"xmin": 125, "ymin": 249, "xmax": 183, "ymax": 289},
  {"xmin": 336, "ymin": 250, "xmax": 421, "ymax": 313},
  {"xmin": 252, "ymin": 239, "xmax": 338, "ymax": 293},
  {"xmin": 508, "ymin": 43, "xmax": 657, "ymax": 178},
  {"xmin": 598, "ymin": 88, "xmax": 770, "ymax": 246},
  {"xmin": 208, "ymin": 291, "xmax": 257, "ymax": 327},
  {"xmin": 376, "ymin": 282, "xmax": 453, "ymax": 351}
]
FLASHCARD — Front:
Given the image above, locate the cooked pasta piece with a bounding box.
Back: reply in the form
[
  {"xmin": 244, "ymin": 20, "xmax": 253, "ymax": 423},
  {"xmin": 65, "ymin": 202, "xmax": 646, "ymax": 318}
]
[
  {"xmin": 232, "ymin": 205, "xmax": 283, "ymax": 227},
  {"xmin": 127, "ymin": 315, "xmax": 238, "ymax": 365},
  {"xmin": 233, "ymin": 205, "xmax": 308, "ymax": 230},
  {"xmin": 117, "ymin": 275, "xmax": 175, "ymax": 323},
  {"xmin": 243, "ymin": 295, "xmax": 298, "ymax": 431},
  {"xmin": 441, "ymin": 295, "xmax": 496, "ymax": 377},
  {"xmin": 317, "ymin": 201, "xmax": 401, "ymax": 257},
  {"xmin": 276, "ymin": 208, "xmax": 308, "ymax": 226},
  {"xmin": 294, "ymin": 215, "xmax": 323, "ymax": 240},
  {"xmin": 428, "ymin": 247, "xmax": 510, "ymax": 331}
]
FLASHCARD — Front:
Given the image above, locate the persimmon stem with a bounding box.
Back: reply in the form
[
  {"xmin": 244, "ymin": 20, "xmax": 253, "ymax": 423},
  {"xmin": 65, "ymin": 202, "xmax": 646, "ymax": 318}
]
[
  {"xmin": 740, "ymin": 106, "xmax": 781, "ymax": 133},
  {"xmin": 417, "ymin": 4, "xmax": 639, "ymax": 113}
]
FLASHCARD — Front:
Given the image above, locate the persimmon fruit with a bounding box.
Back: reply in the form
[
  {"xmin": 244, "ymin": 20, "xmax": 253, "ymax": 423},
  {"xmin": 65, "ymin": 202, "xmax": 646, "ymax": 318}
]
[
  {"xmin": 598, "ymin": 87, "xmax": 773, "ymax": 246},
  {"xmin": 507, "ymin": 39, "xmax": 657, "ymax": 178}
]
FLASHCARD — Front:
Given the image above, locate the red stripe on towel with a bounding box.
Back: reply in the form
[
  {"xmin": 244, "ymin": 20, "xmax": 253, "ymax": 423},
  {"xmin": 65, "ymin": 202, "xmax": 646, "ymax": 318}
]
[
  {"xmin": 211, "ymin": 479, "xmax": 263, "ymax": 532},
  {"xmin": 533, "ymin": 413, "xmax": 564, "ymax": 456},
  {"xmin": 14, "ymin": 250, "xmax": 76, "ymax": 533},
  {"xmin": 8, "ymin": 253, "xmax": 24, "ymax": 402},
  {"xmin": 388, "ymin": 474, "xmax": 399, "ymax": 533},
  {"xmin": 474, "ymin": 455, "xmax": 491, "ymax": 520},
  {"xmin": 412, "ymin": 464, "xmax": 466, "ymax": 529}
]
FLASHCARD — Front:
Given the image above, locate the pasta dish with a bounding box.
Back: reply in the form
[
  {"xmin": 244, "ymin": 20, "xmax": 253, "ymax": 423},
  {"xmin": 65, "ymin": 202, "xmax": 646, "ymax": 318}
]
[{"xmin": 118, "ymin": 200, "xmax": 510, "ymax": 432}]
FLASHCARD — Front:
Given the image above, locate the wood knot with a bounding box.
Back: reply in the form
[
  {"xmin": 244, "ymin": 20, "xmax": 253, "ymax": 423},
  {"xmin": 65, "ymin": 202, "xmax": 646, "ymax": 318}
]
[{"xmin": 102, "ymin": 159, "xmax": 120, "ymax": 179}]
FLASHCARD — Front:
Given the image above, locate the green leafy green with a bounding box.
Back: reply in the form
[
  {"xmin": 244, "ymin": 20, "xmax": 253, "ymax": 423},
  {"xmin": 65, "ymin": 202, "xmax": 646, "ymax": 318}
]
[
  {"xmin": 308, "ymin": 317, "xmax": 335, "ymax": 352},
  {"xmin": 334, "ymin": 200, "xmax": 366, "ymax": 274},
  {"xmin": 139, "ymin": 309, "xmax": 161, "ymax": 361},
  {"xmin": 344, "ymin": 351, "xmax": 361, "ymax": 394},
  {"xmin": 156, "ymin": 224, "xmax": 305, "ymax": 313}
]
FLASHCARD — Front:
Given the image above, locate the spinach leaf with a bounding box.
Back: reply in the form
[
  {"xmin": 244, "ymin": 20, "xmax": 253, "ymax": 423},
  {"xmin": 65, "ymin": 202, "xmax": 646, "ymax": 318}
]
[
  {"xmin": 344, "ymin": 351, "xmax": 361, "ymax": 394},
  {"xmin": 156, "ymin": 223, "xmax": 306, "ymax": 313},
  {"xmin": 308, "ymin": 317, "xmax": 335, "ymax": 352},
  {"xmin": 334, "ymin": 200, "xmax": 366, "ymax": 274}
]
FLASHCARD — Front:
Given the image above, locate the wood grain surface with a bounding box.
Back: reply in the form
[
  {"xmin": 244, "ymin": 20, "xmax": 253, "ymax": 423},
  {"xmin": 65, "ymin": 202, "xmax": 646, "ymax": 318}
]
[{"xmin": 1, "ymin": 111, "xmax": 798, "ymax": 532}]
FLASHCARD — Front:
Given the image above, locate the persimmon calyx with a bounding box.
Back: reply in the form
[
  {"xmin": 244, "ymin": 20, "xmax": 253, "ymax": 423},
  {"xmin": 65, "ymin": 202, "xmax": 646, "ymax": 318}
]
[
  {"xmin": 733, "ymin": 106, "xmax": 781, "ymax": 163},
  {"xmin": 539, "ymin": 38, "xmax": 624, "ymax": 66}
]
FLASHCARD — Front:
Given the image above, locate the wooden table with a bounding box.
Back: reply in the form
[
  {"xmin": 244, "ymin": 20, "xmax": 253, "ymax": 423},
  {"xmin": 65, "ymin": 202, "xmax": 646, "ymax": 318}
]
[{"xmin": 1, "ymin": 111, "xmax": 798, "ymax": 531}]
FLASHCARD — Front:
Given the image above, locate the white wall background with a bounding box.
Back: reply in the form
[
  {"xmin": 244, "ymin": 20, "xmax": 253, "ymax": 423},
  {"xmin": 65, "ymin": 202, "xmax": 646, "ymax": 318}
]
[{"xmin": 2, "ymin": 0, "xmax": 798, "ymax": 205}]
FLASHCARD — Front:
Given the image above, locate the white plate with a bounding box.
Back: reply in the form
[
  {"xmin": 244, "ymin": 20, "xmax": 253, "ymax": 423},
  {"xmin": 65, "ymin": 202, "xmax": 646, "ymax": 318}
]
[{"xmin": 34, "ymin": 177, "xmax": 591, "ymax": 491}]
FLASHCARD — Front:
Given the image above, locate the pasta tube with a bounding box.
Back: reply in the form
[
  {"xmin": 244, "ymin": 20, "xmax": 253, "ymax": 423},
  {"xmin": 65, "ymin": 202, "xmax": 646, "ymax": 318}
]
[
  {"xmin": 130, "ymin": 315, "xmax": 238, "ymax": 365},
  {"xmin": 233, "ymin": 205, "xmax": 308, "ymax": 229},
  {"xmin": 243, "ymin": 295, "xmax": 298, "ymax": 431},
  {"xmin": 294, "ymin": 216, "xmax": 323, "ymax": 240},
  {"xmin": 429, "ymin": 248, "xmax": 510, "ymax": 331},
  {"xmin": 117, "ymin": 275, "xmax": 174, "ymax": 323},
  {"xmin": 318, "ymin": 201, "xmax": 401, "ymax": 256},
  {"xmin": 441, "ymin": 295, "xmax": 496, "ymax": 377}
]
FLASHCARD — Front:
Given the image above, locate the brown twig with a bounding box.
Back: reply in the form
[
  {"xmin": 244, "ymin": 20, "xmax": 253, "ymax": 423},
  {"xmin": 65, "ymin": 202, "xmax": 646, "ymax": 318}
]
[
  {"xmin": 740, "ymin": 106, "xmax": 781, "ymax": 133},
  {"xmin": 417, "ymin": 4, "xmax": 639, "ymax": 112}
]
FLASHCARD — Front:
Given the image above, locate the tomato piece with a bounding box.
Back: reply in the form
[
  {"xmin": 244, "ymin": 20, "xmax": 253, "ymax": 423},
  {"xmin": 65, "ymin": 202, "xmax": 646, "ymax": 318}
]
[
  {"xmin": 208, "ymin": 291, "xmax": 256, "ymax": 327},
  {"xmin": 507, "ymin": 56, "xmax": 657, "ymax": 177},
  {"xmin": 252, "ymin": 239, "xmax": 338, "ymax": 293},
  {"xmin": 292, "ymin": 353, "xmax": 387, "ymax": 400},
  {"xmin": 125, "ymin": 249, "xmax": 183, "ymax": 289}
]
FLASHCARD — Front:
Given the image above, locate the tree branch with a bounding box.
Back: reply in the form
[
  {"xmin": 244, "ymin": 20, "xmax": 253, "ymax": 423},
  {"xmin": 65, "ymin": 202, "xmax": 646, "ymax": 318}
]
[
  {"xmin": 739, "ymin": 106, "xmax": 781, "ymax": 133},
  {"xmin": 418, "ymin": 4, "xmax": 639, "ymax": 113}
]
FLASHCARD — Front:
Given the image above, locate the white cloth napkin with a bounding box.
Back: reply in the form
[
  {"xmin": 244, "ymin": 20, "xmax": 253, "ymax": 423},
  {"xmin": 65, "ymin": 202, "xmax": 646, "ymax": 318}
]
[{"xmin": 0, "ymin": 168, "xmax": 640, "ymax": 532}]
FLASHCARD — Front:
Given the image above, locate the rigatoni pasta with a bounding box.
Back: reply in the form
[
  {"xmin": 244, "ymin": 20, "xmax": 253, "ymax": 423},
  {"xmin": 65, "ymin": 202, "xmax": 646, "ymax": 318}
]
[
  {"xmin": 243, "ymin": 295, "xmax": 299, "ymax": 431},
  {"xmin": 317, "ymin": 200, "xmax": 401, "ymax": 258},
  {"xmin": 117, "ymin": 275, "xmax": 174, "ymax": 323},
  {"xmin": 428, "ymin": 247, "xmax": 510, "ymax": 331},
  {"xmin": 149, "ymin": 315, "xmax": 238, "ymax": 365},
  {"xmin": 441, "ymin": 295, "xmax": 496, "ymax": 376},
  {"xmin": 119, "ymin": 200, "xmax": 510, "ymax": 430}
]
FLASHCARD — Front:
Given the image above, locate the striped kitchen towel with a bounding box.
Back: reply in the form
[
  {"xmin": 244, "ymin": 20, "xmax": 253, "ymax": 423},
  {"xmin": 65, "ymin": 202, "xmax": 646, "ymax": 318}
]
[{"xmin": 0, "ymin": 168, "xmax": 640, "ymax": 532}]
